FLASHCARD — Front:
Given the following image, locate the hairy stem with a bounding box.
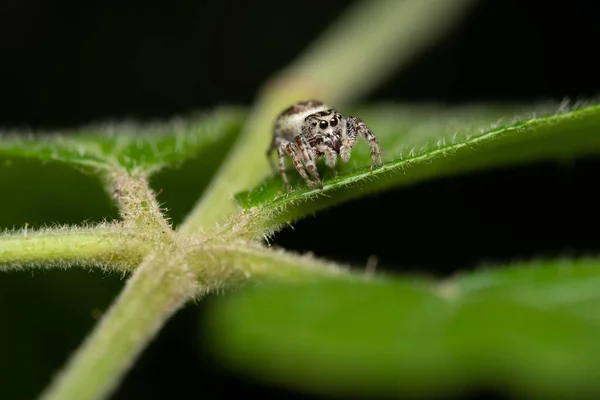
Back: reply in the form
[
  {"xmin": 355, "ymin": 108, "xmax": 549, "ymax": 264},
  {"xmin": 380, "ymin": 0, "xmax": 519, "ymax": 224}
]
[
  {"xmin": 40, "ymin": 250, "xmax": 198, "ymax": 400},
  {"xmin": 0, "ymin": 226, "xmax": 149, "ymax": 272},
  {"xmin": 112, "ymin": 170, "xmax": 173, "ymax": 234},
  {"xmin": 179, "ymin": 0, "xmax": 476, "ymax": 233},
  {"xmin": 187, "ymin": 241, "xmax": 359, "ymax": 288},
  {"xmin": 39, "ymin": 172, "xmax": 192, "ymax": 400}
]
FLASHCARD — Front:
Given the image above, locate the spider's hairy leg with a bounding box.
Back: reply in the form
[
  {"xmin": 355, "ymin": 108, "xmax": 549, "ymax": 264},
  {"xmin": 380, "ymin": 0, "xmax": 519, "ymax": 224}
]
[
  {"xmin": 284, "ymin": 141, "xmax": 316, "ymax": 191},
  {"xmin": 339, "ymin": 141, "xmax": 352, "ymax": 163},
  {"xmin": 295, "ymin": 135, "xmax": 323, "ymax": 189},
  {"xmin": 271, "ymin": 137, "xmax": 291, "ymax": 191},
  {"xmin": 339, "ymin": 124, "xmax": 355, "ymax": 164},
  {"xmin": 277, "ymin": 146, "xmax": 291, "ymax": 192},
  {"xmin": 317, "ymin": 143, "xmax": 338, "ymax": 169},
  {"xmin": 347, "ymin": 116, "xmax": 383, "ymax": 170}
]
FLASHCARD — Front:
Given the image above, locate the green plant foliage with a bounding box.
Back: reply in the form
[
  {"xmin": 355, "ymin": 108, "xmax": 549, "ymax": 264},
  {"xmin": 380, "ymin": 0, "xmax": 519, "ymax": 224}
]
[
  {"xmin": 7, "ymin": 1, "xmax": 592, "ymax": 398},
  {"xmin": 204, "ymin": 258, "xmax": 600, "ymax": 399},
  {"xmin": 238, "ymin": 101, "xmax": 600, "ymax": 228},
  {"xmin": 0, "ymin": 109, "xmax": 244, "ymax": 174},
  {"xmin": 456, "ymin": 258, "xmax": 600, "ymax": 325},
  {"xmin": 0, "ymin": 109, "xmax": 244, "ymax": 228},
  {"xmin": 3, "ymin": 100, "xmax": 600, "ymax": 400}
]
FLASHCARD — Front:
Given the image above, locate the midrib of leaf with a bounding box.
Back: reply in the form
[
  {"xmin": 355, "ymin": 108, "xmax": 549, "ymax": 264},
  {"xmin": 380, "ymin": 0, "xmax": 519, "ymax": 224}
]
[{"xmin": 237, "ymin": 102, "xmax": 600, "ymax": 230}]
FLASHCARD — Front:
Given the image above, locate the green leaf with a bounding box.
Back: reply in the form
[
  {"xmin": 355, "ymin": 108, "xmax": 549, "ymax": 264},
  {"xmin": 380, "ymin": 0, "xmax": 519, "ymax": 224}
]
[
  {"xmin": 455, "ymin": 258, "xmax": 600, "ymax": 326},
  {"xmin": 0, "ymin": 108, "xmax": 244, "ymax": 174},
  {"xmin": 236, "ymin": 101, "xmax": 600, "ymax": 227},
  {"xmin": 205, "ymin": 279, "xmax": 461, "ymax": 399},
  {"xmin": 204, "ymin": 258, "xmax": 600, "ymax": 399}
]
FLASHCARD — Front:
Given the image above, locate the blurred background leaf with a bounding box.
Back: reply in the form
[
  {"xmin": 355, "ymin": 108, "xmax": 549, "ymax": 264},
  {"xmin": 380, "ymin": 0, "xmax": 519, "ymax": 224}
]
[{"xmin": 203, "ymin": 258, "xmax": 600, "ymax": 399}]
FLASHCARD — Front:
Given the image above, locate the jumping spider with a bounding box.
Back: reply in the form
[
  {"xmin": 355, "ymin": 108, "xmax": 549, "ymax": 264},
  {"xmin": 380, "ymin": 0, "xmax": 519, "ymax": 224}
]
[{"xmin": 266, "ymin": 99, "xmax": 383, "ymax": 192}]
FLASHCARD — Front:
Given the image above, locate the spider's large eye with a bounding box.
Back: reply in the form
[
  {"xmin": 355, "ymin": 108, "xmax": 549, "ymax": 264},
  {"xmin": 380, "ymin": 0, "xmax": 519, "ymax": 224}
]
[
  {"xmin": 330, "ymin": 118, "xmax": 338, "ymax": 127},
  {"xmin": 319, "ymin": 120, "xmax": 328, "ymax": 129}
]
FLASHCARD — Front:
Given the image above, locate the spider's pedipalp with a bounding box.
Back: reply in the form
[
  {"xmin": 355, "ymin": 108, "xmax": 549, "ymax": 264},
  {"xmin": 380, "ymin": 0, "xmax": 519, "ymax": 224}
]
[{"xmin": 316, "ymin": 143, "xmax": 337, "ymax": 168}]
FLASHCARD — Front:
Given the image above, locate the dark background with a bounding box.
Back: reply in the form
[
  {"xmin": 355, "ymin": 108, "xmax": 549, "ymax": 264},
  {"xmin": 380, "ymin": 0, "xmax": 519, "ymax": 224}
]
[{"xmin": 0, "ymin": 0, "xmax": 599, "ymax": 399}]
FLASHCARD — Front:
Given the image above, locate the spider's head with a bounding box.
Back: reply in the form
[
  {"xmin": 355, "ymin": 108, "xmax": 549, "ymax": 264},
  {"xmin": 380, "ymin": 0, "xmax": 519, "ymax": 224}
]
[{"xmin": 305, "ymin": 108, "xmax": 344, "ymax": 138}]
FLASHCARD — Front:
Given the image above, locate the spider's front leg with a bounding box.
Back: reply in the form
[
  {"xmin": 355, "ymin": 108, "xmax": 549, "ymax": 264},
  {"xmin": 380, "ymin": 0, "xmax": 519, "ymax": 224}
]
[
  {"xmin": 276, "ymin": 145, "xmax": 291, "ymax": 192},
  {"xmin": 280, "ymin": 140, "xmax": 317, "ymax": 192},
  {"xmin": 344, "ymin": 116, "xmax": 384, "ymax": 170},
  {"xmin": 294, "ymin": 135, "xmax": 323, "ymax": 189}
]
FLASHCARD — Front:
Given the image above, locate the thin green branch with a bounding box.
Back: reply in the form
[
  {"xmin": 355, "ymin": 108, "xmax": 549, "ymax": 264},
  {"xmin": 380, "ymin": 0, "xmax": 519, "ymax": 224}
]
[
  {"xmin": 40, "ymin": 235, "xmax": 366, "ymax": 400},
  {"xmin": 112, "ymin": 170, "xmax": 174, "ymax": 234},
  {"xmin": 39, "ymin": 172, "xmax": 190, "ymax": 400},
  {"xmin": 40, "ymin": 249, "xmax": 198, "ymax": 400},
  {"xmin": 179, "ymin": 0, "xmax": 476, "ymax": 234},
  {"xmin": 0, "ymin": 225, "xmax": 148, "ymax": 272},
  {"xmin": 188, "ymin": 241, "xmax": 364, "ymax": 289},
  {"xmin": 33, "ymin": 173, "xmax": 368, "ymax": 400}
]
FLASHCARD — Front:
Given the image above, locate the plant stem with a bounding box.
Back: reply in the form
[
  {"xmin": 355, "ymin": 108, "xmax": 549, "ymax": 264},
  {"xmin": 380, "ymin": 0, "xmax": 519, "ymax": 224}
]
[
  {"xmin": 40, "ymin": 250, "xmax": 197, "ymax": 400},
  {"xmin": 189, "ymin": 242, "xmax": 359, "ymax": 287},
  {"xmin": 39, "ymin": 172, "xmax": 193, "ymax": 400},
  {"xmin": 0, "ymin": 226, "xmax": 148, "ymax": 272},
  {"xmin": 179, "ymin": 0, "xmax": 476, "ymax": 234},
  {"xmin": 112, "ymin": 170, "xmax": 174, "ymax": 234}
]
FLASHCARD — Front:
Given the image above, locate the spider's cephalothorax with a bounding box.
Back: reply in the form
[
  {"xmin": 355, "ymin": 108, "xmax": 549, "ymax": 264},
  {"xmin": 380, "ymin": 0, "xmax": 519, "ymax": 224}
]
[{"xmin": 266, "ymin": 99, "xmax": 383, "ymax": 192}]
